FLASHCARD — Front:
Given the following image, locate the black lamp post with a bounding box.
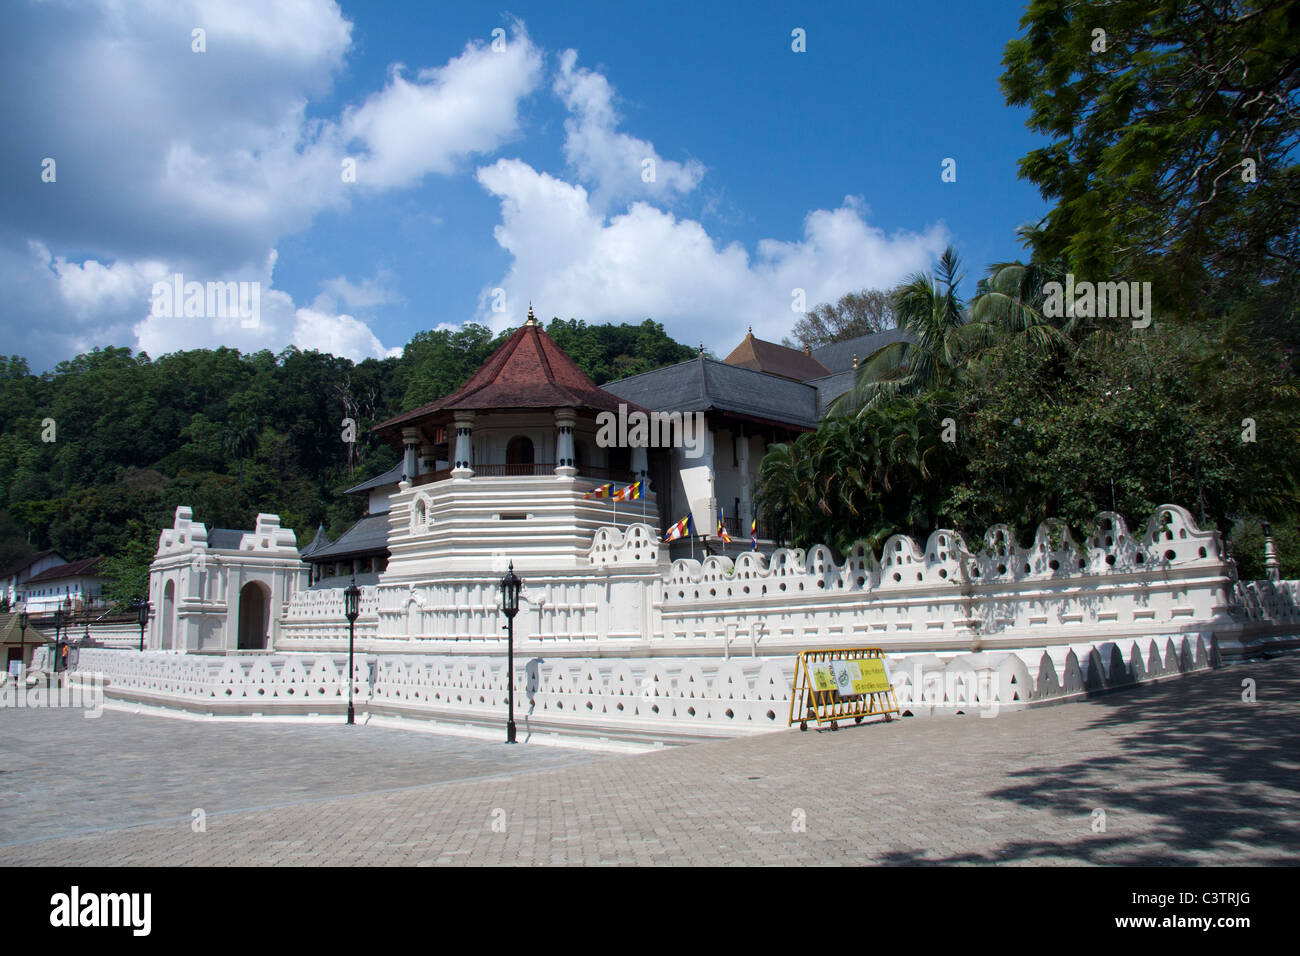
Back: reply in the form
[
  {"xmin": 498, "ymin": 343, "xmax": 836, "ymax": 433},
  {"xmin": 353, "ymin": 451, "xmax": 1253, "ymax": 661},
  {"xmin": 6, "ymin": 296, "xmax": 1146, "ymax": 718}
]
[
  {"xmin": 343, "ymin": 573, "xmax": 361, "ymax": 726},
  {"xmin": 52, "ymin": 603, "xmax": 65, "ymax": 687},
  {"xmin": 500, "ymin": 562, "xmax": 522, "ymax": 744},
  {"xmin": 136, "ymin": 598, "xmax": 149, "ymax": 652},
  {"xmin": 17, "ymin": 608, "xmax": 27, "ymax": 678}
]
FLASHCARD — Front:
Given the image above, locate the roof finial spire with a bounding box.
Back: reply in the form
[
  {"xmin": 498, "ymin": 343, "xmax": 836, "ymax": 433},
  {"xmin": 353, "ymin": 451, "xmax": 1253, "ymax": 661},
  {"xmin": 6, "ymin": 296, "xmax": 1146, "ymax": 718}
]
[
  {"xmin": 525, "ymin": 303, "xmax": 537, "ymax": 326},
  {"xmin": 804, "ymin": 344, "xmax": 811, "ymax": 356},
  {"xmin": 698, "ymin": 342, "xmax": 705, "ymax": 356},
  {"xmin": 747, "ymin": 325, "xmax": 752, "ymax": 335}
]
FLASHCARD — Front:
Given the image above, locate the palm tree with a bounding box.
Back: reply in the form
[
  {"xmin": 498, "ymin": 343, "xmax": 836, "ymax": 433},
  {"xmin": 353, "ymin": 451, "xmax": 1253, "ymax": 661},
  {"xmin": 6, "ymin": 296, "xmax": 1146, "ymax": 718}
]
[
  {"xmin": 831, "ymin": 246, "xmax": 975, "ymax": 417},
  {"xmin": 222, "ymin": 411, "xmax": 258, "ymax": 486}
]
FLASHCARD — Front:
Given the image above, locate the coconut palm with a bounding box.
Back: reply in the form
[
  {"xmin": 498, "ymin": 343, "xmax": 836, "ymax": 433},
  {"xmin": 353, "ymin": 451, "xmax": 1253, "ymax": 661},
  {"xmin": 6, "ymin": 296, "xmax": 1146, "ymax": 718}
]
[
  {"xmin": 831, "ymin": 246, "xmax": 976, "ymax": 417},
  {"xmin": 222, "ymin": 411, "xmax": 259, "ymax": 486}
]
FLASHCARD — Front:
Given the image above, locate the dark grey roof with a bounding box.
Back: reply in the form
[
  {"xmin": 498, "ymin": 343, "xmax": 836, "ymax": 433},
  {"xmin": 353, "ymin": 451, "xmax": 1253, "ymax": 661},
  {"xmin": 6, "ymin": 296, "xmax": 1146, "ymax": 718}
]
[
  {"xmin": 306, "ymin": 512, "xmax": 391, "ymax": 562},
  {"xmin": 806, "ymin": 369, "xmax": 860, "ymax": 418},
  {"xmin": 344, "ymin": 460, "xmax": 404, "ymax": 495},
  {"xmin": 207, "ymin": 529, "xmax": 246, "ymax": 550},
  {"xmin": 309, "ymin": 571, "xmax": 382, "ymax": 590},
  {"xmin": 299, "ymin": 525, "xmax": 331, "ymax": 559},
  {"xmin": 812, "ymin": 328, "xmax": 911, "ymax": 374},
  {"xmin": 604, "ymin": 357, "xmax": 819, "ymax": 429}
]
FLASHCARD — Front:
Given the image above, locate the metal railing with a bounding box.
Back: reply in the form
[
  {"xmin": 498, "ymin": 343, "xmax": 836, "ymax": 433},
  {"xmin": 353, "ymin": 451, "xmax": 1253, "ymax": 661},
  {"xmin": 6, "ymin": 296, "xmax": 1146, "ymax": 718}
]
[{"xmin": 410, "ymin": 463, "xmax": 636, "ymax": 484}]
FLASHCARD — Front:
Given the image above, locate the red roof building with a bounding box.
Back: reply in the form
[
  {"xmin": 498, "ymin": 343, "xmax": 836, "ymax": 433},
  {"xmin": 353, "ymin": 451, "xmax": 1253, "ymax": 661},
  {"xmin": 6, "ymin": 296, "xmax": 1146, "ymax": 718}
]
[{"xmin": 374, "ymin": 307, "xmax": 647, "ymax": 487}]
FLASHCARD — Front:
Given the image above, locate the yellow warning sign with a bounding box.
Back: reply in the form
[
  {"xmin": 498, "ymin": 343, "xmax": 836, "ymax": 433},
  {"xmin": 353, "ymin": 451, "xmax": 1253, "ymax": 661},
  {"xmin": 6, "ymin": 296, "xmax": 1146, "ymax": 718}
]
[
  {"xmin": 853, "ymin": 658, "xmax": 891, "ymax": 695},
  {"xmin": 788, "ymin": 648, "xmax": 898, "ymax": 730}
]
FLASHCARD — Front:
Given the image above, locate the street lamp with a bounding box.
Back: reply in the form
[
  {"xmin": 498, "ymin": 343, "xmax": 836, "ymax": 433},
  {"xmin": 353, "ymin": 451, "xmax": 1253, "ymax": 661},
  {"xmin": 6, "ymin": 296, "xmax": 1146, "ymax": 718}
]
[
  {"xmin": 343, "ymin": 573, "xmax": 361, "ymax": 726},
  {"xmin": 52, "ymin": 602, "xmax": 65, "ymax": 687},
  {"xmin": 136, "ymin": 598, "xmax": 149, "ymax": 652},
  {"xmin": 500, "ymin": 562, "xmax": 522, "ymax": 744},
  {"xmin": 17, "ymin": 607, "xmax": 27, "ymax": 679}
]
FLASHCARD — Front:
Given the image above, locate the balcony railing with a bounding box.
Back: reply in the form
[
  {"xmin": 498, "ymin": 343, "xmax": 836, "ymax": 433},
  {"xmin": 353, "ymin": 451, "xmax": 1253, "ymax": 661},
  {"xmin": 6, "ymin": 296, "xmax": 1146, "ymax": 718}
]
[{"xmin": 410, "ymin": 464, "xmax": 637, "ymax": 485}]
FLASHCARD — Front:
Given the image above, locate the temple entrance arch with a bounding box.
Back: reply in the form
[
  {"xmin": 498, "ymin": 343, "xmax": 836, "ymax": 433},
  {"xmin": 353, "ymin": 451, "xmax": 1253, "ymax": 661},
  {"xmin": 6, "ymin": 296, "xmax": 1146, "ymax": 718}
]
[
  {"xmin": 236, "ymin": 581, "xmax": 271, "ymax": 650},
  {"xmin": 161, "ymin": 580, "xmax": 175, "ymax": 649}
]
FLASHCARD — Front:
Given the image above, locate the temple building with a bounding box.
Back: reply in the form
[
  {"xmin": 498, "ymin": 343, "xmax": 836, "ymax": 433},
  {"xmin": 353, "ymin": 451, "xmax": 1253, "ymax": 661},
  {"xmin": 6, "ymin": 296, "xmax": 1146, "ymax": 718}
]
[{"xmin": 304, "ymin": 315, "xmax": 909, "ymax": 571}]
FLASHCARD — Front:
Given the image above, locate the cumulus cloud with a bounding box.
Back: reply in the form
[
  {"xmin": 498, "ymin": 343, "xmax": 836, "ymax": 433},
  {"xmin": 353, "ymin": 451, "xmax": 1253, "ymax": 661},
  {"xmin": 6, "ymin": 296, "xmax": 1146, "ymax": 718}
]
[
  {"xmin": 474, "ymin": 159, "xmax": 949, "ymax": 347},
  {"xmin": 553, "ymin": 49, "xmax": 704, "ymax": 211},
  {"xmin": 342, "ymin": 26, "xmax": 543, "ymax": 189},
  {"xmin": 0, "ymin": 3, "xmax": 541, "ymax": 367}
]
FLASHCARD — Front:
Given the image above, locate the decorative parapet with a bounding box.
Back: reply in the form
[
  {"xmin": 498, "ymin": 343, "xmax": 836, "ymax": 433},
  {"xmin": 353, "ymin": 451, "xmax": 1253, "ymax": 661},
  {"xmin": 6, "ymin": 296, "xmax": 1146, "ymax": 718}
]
[
  {"xmin": 236, "ymin": 513, "xmax": 300, "ymax": 553},
  {"xmin": 156, "ymin": 505, "xmax": 208, "ymax": 555},
  {"xmin": 657, "ymin": 505, "xmax": 1235, "ymax": 650},
  {"xmin": 64, "ymin": 632, "xmax": 1220, "ymax": 739},
  {"xmin": 587, "ymin": 523, "xmax": 663, "ymax": 567},
  {"xmin": 283, "ymin": 585, "xmax": 380, "ymax": 621}
]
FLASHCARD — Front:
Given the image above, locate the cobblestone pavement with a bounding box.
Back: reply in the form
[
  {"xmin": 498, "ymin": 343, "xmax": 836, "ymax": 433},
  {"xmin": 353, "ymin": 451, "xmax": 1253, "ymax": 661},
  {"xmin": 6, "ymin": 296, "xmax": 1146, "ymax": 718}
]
[{"xmin": 2, "ymin": 658, "xmax": 1297, "ymax": 865}]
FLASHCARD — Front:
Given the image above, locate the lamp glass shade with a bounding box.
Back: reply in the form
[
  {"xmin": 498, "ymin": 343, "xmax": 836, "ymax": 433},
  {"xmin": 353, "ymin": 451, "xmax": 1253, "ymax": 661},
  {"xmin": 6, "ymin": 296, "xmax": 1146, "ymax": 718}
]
[
  {"xmin": 136, "ymin": 600, "xmax": 149, "ymax": 627},
  {"xmin": 343, "ymin": 581, "xmax": 361, "ymax": 622},
  {"xmin": 501, "ymin": 562, "xmax": 521, "ymax": 616}
]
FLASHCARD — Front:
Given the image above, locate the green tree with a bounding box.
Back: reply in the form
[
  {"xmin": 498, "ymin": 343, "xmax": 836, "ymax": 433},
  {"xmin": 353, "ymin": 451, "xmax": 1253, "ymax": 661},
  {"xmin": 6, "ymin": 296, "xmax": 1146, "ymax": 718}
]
[
  {"xmin": 1001, "ymin": 0, "xmax": 1300, "ymax": 329},
  {"xmin": 785, "ymin": 289, "xmax": 897, "ymax": 350},
  {"xmin": 832, "ymin": 247, "xmax": 974, "ymax": 415}
]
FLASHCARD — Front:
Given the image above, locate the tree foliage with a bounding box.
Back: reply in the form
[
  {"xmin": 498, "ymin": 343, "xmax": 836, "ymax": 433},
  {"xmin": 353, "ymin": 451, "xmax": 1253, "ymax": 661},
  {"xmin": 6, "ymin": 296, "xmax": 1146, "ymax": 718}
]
[
  {"xmin": 785, "ymin": 289, "xmax": 897, "ymax": 350},
  {"xmin": 1001, "ymin": 0, "xmax": 1300, "ymax": 329},
  {"xmin": 0, "ymin": 320, "xmax": 694, "ymax": 568}
]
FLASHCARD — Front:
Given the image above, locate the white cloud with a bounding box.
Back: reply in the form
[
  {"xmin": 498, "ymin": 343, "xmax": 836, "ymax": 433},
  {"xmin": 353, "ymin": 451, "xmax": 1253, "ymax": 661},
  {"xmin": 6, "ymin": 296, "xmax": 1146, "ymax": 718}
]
[
  {"xmin": 342, "ymin": 26, "xmax": 543, "ymax": 189},
  {"xmin": 474, "ymin": 158, "xmax": 949, "ymax": 347},
  {"xmin": 313, "ymin": 272, "xmax": 402, "ymax": 312},
  {"xmin": 1, "ymin": 5, "xmax": 543, "ymax": 367},
  {"xmin": 553, "ymin": 49, "xmax": 704, "ymax": 211}
]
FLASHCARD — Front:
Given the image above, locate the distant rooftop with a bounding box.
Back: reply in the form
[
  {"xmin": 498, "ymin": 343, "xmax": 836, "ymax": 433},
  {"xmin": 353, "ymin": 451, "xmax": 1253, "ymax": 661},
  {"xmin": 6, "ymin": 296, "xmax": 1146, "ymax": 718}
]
[
  {"xmin": 723, "ymin": 331, "xmax": 830, "ymax": 382},
  {"xmin": 605, "ymin": 356, "xmax": 819, "ymax": 430}
]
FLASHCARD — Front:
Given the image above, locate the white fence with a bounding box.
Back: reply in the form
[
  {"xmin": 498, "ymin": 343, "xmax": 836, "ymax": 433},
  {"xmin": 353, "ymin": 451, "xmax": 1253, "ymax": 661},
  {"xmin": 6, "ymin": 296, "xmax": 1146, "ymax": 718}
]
[{"xmin": 66, "ymin": 631, "xmax": 1218, "ymax": 740}]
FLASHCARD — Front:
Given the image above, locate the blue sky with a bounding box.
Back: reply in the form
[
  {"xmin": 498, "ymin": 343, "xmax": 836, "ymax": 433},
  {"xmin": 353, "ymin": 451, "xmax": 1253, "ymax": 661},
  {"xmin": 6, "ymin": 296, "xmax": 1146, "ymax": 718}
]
[{"xmin": 0, "ymin": 0, "xmax": 1049, "ymax": 371}]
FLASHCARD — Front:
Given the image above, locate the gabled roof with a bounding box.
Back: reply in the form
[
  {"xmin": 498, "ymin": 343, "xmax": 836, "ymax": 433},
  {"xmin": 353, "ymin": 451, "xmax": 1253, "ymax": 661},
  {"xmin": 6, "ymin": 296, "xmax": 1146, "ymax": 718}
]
[
  {"xmin": 375, "ymin": 311, "xmax": 637, "ymax": 436},
  {"xmin": 299, "ymin": 524, "xmax": 332, "ymax": 559},
  {"xmin": 0, "ymin": 550, "xmax": 65, "ymax": 581},
  {"xmin": 304, "ymin": 512, "xmax": 391, "ymax": 562},
  {"xmin": 605, "ymin": 356, "xmax": 820, "ymax": 430},
  {"xmin": 343, "ymin": 460, "xmax": 404, "ymax": 495},
  {"xmin": 23, "ymin": 556, "xmax": 103, "ymax": 584},
  {"xmin": 723, "ymin": 331, "xmax": 830, "ymax": 381}
]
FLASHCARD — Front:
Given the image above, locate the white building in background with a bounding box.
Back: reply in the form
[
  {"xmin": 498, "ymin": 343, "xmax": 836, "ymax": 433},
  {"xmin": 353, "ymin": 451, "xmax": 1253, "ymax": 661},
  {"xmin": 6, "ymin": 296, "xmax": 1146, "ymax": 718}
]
[
  {"xmin": 147, "ymin": 508, "xmax": 305, "ymax": 652},
  {"xmin": 3, "ymin": 550, "xmax": 68, "ymax": 607},
  {"xmin": 17, "ymin": 556, "xmax": 107, "ymax": 614}
]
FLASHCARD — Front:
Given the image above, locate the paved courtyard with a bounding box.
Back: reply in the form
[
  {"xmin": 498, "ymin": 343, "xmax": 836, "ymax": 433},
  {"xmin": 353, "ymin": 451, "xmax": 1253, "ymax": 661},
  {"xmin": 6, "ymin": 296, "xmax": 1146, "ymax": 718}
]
[{"xmin": 1, "ymin": 657, "xmax": 1297, "ymax": 865}]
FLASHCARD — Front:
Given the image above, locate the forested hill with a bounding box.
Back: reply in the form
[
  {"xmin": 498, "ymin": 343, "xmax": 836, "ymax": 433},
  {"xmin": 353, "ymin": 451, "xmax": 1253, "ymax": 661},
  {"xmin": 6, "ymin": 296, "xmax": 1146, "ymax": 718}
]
[{"xmin": 0, "ymin": 318, "xmax": 696, "ymax": 583}]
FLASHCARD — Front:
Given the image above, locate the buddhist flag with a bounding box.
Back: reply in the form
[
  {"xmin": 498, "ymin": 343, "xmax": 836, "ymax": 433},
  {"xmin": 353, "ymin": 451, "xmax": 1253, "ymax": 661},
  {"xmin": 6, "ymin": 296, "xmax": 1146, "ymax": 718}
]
[
  {"xmin": 751, "ymin": 516, "xmax": 758, "ymax": 551},
  {"xmin": 584, "ymin": 483, "xmax": 613, "ymax": 500},
  {"xmin": 663, "ymin": 513, "xmax": 695, "ymax": 542},
  {"xmin": 613, "ymin": 481, "xmax": 642, "ymax": 502},
  {"xmin": 718, "ymin": 510, "xmax": 732, "ymax": 544}
]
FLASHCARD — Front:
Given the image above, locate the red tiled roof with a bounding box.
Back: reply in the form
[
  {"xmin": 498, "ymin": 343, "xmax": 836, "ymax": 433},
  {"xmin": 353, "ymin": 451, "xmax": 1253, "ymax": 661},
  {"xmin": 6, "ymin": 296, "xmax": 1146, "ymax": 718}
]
[
  {"xmin": 22, "ymin": 556, "xmax": 103, "ymax": 584},
  {"xmin": 723, "ymin": 331, "xmax": 830, "ymax": 381},
  {"xmin": 376, "ymin": 318, "xmax": 639, "ymax": 434}
]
